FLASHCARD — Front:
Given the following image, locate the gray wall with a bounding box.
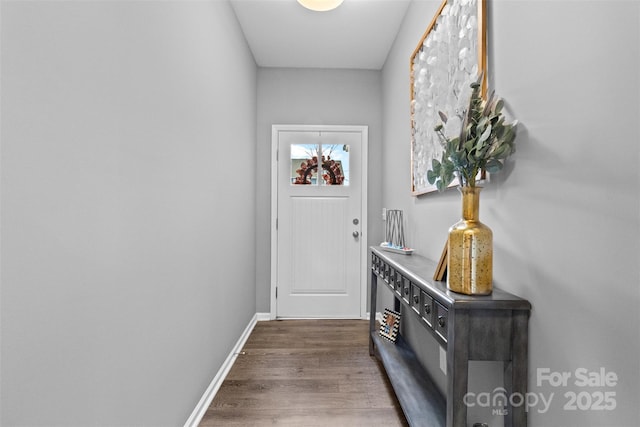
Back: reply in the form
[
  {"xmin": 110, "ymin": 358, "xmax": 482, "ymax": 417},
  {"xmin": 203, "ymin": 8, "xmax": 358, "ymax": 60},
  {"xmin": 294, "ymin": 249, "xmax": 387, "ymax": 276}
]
[
  {"xmin": 382, "ymin": 1, "xmax": 640, "ymax": 426},
  {"xmin": 0, "ymin": 1, "xmax": 257, "ymax": 425},
  {"xmin": 255, "ymin": 68, "xmax": 383, "ymax": 313}
]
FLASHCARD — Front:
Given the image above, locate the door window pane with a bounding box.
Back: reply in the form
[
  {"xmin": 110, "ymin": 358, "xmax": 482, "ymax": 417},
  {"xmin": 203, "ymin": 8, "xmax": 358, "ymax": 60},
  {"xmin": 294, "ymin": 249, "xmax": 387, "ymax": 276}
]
[
  {"xmin": 321, "ymin": 144, "xmax": 349, "ymax": 186},
  {"xmin": 291, "ymin": 144, "xmax": 320, "ymax": 185}
]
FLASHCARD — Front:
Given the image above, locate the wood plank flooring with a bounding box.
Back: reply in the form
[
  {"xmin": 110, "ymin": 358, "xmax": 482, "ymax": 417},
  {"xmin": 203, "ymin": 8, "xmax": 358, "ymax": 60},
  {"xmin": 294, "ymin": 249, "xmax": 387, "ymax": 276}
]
[{"xmin": 199, "ymin": 319, "xmax": 407, "ymax": 426}]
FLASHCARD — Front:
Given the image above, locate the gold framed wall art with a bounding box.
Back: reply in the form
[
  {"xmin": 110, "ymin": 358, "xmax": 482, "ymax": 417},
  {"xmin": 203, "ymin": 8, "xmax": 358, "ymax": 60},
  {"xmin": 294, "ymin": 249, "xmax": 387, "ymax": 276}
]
[{"xmin": 410, "ymin": 0, "xmax": 487, "ymax": 196}]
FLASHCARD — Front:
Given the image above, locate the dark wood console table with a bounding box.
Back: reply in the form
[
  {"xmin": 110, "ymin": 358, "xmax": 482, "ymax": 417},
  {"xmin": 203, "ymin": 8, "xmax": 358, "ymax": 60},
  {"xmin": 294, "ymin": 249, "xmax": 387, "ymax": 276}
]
[{"xmin": 369, "ymin": 247, "xmax": 531, "ymax": 427}]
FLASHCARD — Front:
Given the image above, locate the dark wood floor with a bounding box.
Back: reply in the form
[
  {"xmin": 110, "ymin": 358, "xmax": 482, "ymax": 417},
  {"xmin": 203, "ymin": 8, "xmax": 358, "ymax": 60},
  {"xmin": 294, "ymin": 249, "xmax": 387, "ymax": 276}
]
[{"xmin": 199, "ymin": 319, "xmax": 408, "ymax": 426}]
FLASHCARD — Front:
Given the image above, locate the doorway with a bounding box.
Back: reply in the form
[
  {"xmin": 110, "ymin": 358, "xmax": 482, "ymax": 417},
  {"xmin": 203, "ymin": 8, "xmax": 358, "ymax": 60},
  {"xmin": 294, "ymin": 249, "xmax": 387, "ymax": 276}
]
[{"xmin": 270, "ymin": 125, "xmax": 368, "ymax": 318}]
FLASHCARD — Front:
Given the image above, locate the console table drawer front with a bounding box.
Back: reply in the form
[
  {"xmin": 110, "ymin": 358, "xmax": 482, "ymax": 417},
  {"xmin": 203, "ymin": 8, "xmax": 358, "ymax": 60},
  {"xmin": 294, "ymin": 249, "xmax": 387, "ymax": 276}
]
[
  {"xmin": 435, "ymin": 302, "xmax": 449, "ymax": 342},
  {"xmin": 392, "ymin": 271, "xmax": 402, "ymax": 295},
  {"xmin": 386, "ymin": 273, "xmax": 395, "ymax": 292},
  {"xmin": 402, "ymin": 278, "xmax": 411, "ymax": 304},
  {"xmin": 411, "ymin": 284, "xmax": 421, "ymax": 314},
  {"xmin": 421, "ymin": 291, "xmax": 434, "ymax": 328}
]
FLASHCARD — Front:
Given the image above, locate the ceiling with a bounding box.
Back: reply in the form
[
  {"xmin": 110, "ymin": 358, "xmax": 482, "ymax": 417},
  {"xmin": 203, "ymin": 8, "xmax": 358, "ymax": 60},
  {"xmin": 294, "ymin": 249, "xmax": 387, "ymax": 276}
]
[{"xmin": 230, "ymin": 0, "xmax": 411, "ymax": 70}]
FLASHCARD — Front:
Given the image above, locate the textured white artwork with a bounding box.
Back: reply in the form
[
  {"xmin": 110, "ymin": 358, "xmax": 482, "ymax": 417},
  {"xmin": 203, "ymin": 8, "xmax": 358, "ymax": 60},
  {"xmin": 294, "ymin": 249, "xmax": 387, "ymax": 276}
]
[{"xmin": 410, "ymin": 0, "xmax": 485, "ymax": 195}]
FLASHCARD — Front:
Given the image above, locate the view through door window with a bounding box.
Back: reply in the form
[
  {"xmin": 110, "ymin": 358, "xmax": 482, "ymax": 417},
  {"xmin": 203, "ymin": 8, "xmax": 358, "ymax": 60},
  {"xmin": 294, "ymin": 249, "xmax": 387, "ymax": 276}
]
[{"xmin": 290, "ymin": 143, "xmax": 350, "ymax": 186}]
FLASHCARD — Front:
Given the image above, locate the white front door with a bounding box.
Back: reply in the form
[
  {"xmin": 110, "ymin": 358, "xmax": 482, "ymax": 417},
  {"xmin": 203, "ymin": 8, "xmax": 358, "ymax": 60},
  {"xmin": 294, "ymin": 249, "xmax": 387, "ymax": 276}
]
[{"xmin": 271, "ymin": 125, "xmax": 367, "ymax": 318}]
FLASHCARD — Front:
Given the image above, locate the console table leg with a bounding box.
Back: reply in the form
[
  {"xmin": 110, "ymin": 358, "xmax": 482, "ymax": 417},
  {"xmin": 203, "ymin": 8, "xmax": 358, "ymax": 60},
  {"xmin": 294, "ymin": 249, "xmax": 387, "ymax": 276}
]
[
  {"xmin": 447, "ymin": 310, "xmax": 469, "ymax": 427},
  {"xmin": 369, "ymin": 269, "xmax": 378, "ymax": 356},
  {"xmin": 505, "ymin": 310, "xmax": 529, "ymax": 427}
]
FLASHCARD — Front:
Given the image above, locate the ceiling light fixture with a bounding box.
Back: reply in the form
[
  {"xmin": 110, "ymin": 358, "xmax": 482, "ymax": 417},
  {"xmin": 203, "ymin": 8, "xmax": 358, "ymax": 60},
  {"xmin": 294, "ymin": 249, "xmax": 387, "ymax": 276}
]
[{"xmin": 297, "ymin": 0, "xmax": 344, "ymax": 12}]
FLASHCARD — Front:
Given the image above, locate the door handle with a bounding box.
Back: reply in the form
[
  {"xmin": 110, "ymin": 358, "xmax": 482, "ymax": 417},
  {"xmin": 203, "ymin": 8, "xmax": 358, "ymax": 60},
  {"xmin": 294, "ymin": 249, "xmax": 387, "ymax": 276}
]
[{"xmin": 352, "ymin": 231, "xmax": 360, "ymax": 238}]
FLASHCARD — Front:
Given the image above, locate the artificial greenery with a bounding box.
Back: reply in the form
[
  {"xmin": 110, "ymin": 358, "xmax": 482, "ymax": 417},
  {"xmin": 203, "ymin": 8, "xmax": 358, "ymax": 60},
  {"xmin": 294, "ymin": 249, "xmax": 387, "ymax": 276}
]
[{"xmin": 426, "ymin": 74, "xmax": 518, "ymax": 191}]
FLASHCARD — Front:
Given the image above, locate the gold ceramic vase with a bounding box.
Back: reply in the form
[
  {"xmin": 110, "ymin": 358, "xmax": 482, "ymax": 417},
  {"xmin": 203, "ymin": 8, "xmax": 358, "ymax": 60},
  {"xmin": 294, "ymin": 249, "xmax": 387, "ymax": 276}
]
[{"xmin": 447, "ymin": 186, "xmax": 493, "ymax": 295}]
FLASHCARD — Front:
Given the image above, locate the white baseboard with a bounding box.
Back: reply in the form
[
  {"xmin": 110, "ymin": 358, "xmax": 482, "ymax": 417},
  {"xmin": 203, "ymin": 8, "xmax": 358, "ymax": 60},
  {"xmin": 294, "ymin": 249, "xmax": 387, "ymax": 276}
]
[
  {"xmin": 256, "ymin": 312, "xmax": 271, "ymax": 321},
  {"xmin": 376, "ymin": 311, "xmax": 384, "ymax": 324},
  {"xmin": 365, "ymin": 311, "xmax": 384, "ymax": 323},
  {"xmin": 183, "ymin": 313, "xmax": 259, "ymax": 427}
]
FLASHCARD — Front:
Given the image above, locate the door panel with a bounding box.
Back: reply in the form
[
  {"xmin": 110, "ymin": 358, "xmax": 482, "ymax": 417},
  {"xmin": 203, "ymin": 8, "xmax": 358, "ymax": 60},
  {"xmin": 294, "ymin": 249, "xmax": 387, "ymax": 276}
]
[
  {"xmin": 274, "ymin": 127, "xmax": 365, "ymax": 318},
  {"xmin": 290, "ymin": 197, "xmax": 347, "ymax": 294}
]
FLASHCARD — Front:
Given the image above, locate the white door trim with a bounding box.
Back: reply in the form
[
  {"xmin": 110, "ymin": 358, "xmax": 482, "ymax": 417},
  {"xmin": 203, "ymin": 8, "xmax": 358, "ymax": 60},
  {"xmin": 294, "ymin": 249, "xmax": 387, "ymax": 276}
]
[{"xmin": 270, "ymin": 124, "xmax": 368, "ymax": 320}]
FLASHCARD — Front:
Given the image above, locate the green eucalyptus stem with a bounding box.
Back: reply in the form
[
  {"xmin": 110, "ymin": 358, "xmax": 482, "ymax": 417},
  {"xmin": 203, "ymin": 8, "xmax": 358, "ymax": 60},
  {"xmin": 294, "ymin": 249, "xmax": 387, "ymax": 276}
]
[{"xmin": 426, "ymin": 73, "xmax": 518, "ymax": 192}]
